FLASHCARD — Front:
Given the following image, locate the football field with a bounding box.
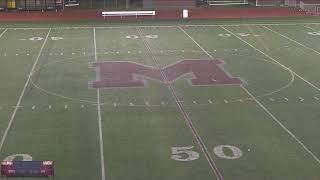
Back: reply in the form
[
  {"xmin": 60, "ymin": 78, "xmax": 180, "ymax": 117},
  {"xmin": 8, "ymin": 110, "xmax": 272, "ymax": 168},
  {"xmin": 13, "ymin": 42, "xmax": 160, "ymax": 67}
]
[{"xmin": 0, "ymin": 21, "xmax": 320, "ymax": 180}]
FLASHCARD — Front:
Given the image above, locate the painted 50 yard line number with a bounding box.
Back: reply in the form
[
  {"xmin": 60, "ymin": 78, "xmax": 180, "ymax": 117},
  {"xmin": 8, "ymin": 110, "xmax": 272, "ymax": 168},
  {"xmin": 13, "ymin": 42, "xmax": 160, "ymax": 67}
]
[{"xmin": 171, "ymin": 145, "xmax": 243, "ymax": 161}]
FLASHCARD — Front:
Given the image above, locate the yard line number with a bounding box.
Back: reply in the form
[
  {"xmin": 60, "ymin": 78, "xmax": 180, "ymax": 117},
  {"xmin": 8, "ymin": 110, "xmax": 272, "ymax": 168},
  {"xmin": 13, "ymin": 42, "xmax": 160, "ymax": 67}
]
[
  {"xmin": 126, "ymin": 35, "xmax": 158, "ymax": 39},
  {"xmin": 3, "ymin": 145, "xmax": 242, "ymax": 162},
  {"xmin": 21, "ymin": 37, "xmax": 63, "ymax": 41},
  {"xmin": 171, "ymin": 145, "xmax": 243, "ymax": 161},
  {"xmin": 218, "ymin": 33, "xmax": 261, "ymax": 37},
  {"xmin": 307, "ymin": 32, "xmax": 320, "ymax": 36}
]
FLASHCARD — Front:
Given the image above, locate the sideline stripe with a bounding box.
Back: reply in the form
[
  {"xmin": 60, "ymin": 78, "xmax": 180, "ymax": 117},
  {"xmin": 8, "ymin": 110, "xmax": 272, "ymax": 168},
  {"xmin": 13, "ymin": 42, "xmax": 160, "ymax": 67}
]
[
  {"xmin": 179, "ymin": 25, "xmax": 320, "ymax": 165},
  {"xmin": 220, "ymin": 25, "xmax": 320, "ymax": 164},
  {"xmin": 3, "ymin": 22, "xmax": 320, "ymax": 30},
  {"xmin": 263, "ymin": 26, "xmax": 320, "ymax": 56},
  {"xmin": 220, "ymin": 26, "xmax": 320, "ymax": 91},
  {"xmin": 93, "ymin": 28, "xmax": 107, "ymax": 180},
  {"xmin": 138, "ymin": 27, "xmax": 224, "ymax": 180},
  {"xmin": 0, "ymin": 29, "xmax": 8, "ymax": 39},
  {"xmin": 0, "ymin": 28, "xmax": 51, "ymax": 153}
]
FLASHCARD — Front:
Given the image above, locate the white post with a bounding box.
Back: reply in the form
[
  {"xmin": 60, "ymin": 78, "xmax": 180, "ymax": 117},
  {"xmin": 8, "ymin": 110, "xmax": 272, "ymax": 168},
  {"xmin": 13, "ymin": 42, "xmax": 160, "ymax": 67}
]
[{"xmin": 183, "ymin": 9, "xmax": 189, "ymax": 19}]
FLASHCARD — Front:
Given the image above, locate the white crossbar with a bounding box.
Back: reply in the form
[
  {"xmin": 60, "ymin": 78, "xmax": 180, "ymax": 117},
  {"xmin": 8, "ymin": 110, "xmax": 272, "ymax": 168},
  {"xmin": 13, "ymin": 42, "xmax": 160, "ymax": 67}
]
[{"xmin": 102, "ymin": 11, "xmax": 156, "ymax": 17}]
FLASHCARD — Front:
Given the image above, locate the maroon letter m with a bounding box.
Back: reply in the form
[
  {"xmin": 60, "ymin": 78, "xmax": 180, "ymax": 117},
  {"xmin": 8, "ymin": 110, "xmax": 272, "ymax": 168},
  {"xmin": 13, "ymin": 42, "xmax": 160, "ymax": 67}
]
[{"xmin": 91, "ymin": 59, "xmax": 242, "ymax": 88}]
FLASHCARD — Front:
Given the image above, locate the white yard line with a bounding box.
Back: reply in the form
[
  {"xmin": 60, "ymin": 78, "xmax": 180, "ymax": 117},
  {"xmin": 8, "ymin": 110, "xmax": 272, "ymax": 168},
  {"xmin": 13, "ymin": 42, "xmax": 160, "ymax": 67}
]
[
  {"xmin": 137, "ymin": 27, "xmax": 224, "ymax": 180},
  {"xmin": 262, "ymin": 25, "xmax": 320, "ymax": 56},
  {"xmin": 93, "ymin": 27, "xmax": 107, "ymax": 180},
  {"xmin": 4, "ymin": 22, "xmax": 320, "ymax": 30},
  {"xmin": 181, "ymin": 24, "xmax": 320, "ymax": 164},
  {"xmin": 0, "ymin": 28, "xmax": 51, "ymax": 153},
  {"xmin": 0, "ymin": 29, "xmax": 8, "ymax": 39},
  {"xmin": 241, "ymin": 86, "xmax": 320, "ymax": 164},
  {"xmin": 303, "ymin": 25, "xmax": 320, "ymax": 31},
  {"xmin": 221, "ymin": 26, "xmax": 320, "ymax": 164},
  {"xmin": 220, "ymin": 26, "xmax": 320, "ymax": 92}
]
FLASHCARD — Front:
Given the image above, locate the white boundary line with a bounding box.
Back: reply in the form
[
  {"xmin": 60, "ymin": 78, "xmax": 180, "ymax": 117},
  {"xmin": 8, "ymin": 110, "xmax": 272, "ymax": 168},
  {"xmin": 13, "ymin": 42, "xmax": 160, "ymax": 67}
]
[
  {"xmin": 0, "ymin": 28, "xmax": 51, "ymax": 153},
  {"xmin": 219, "ymin": 25, "xmax": 320, "ymax": 164},
  {"xmin": 241, "ymin": 86, "xmax": 320, "ymax": 164},
  {"xmin": 3, "ymin": 22, "xmax": 320, "ymax": 30},
  {"xmin": 220, "ymin": 26, "xmax": 320, "ymax": 92},
  {"xmin": 180, "ymin": 24, "xmax": 320, "ymax": 164},
  {"xmin": 0, "ymin": 29, "xmax": 8, "ymax": 39},
  {"xmin": 262, "ymin": 25, "xmax": 320, "ymax": 56},
  {"xmin": 93, "ymin": 27, "xmax": 107, "ymax": 180}
]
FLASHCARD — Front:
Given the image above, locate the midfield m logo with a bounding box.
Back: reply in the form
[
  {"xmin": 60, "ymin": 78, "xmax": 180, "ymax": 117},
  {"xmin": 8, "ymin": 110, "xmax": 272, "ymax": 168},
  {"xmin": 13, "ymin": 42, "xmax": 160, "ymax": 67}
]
[{"xmin": 91, "ymin": 59, "xmax": 242, "ymax": 88}]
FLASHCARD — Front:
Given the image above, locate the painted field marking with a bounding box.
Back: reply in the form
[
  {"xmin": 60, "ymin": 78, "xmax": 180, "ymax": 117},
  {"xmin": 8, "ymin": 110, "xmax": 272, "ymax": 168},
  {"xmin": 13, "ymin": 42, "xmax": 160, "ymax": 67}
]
[
  {"xmin": 93, "ymin": 28, "xmax": 107, "ymax": 180},
  {"xmin": 298, "ymin": 97, "xmax": 304, "ymax": 102},
  {"xmin": 304, "ymin": 25, "xmax": 320, "ymax": 32},
  {"xmin": 4, "ymin": 23, "xmax": 320, "ymax": 30},
  {"xmin": 242, "ymin": 86, "xmax": 320, "ymax": 164},
  {"xmin": 0, "ymin": 29, "xmax": 7, "ymax": 39},
  {"xmin": 263, "ymin": 26, "xmax": 320, "ymax": 56},
  {"xmin": 0, "ymin": 28, "xmax": 51, "ymax": 153},
  {"xmin": 220, "ymin": 26, "xmax": 320, "ymax": 92},
  {"xmin": 179, "ymin": 24, "xmax": 320, "ymax": 165},
  {"xmin": 220, "ymin": 26, "xmax": 320, "ymax": 165},
  {"xmin": 141, "ymin": 27, "xmax": 224, "ymax": 180}
]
